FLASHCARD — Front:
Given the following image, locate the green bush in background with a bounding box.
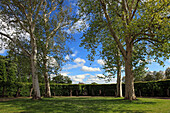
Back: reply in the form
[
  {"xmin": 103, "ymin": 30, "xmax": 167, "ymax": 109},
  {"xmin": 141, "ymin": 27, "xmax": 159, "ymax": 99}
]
[{"xmin": 0, "ymin": 79, "xmax": 170, "ymax": 97}]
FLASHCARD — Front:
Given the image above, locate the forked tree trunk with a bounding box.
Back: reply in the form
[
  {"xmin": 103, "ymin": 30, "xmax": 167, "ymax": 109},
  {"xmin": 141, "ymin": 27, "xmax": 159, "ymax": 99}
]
[
  {"xmin": 31, "ymin": 38, "xmax": 41, "ymax": 99},
  {"xmin": 43, "ymin": 41, "xmax": 51, "ymax": 97},
  {"xmin": 124, "ymin": 44, "xmax": 136, "ymax": 100},
  {"xmin": 43, "ymin": 59, "xmax": 51, "ymax": 97}
]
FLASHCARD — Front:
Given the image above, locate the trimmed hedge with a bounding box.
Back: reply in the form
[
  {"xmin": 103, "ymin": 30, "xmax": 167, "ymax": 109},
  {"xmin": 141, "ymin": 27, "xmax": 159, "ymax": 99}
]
[{"xmin": 0, "ymin": 79, "xmax": 170, "ymax": 97}]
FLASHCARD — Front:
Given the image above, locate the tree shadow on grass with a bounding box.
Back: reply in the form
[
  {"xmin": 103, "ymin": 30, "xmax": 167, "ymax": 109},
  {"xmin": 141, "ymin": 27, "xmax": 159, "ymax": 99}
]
[{"xmin": 0, "ymin": 97, "xmax": 155, "ymax": 113}]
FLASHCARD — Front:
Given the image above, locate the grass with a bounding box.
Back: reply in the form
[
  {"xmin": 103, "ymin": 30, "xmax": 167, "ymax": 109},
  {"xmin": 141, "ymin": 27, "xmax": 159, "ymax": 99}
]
[{"xmin": 0, "ymin": 97, "xmax": 170, "ymax": 113}]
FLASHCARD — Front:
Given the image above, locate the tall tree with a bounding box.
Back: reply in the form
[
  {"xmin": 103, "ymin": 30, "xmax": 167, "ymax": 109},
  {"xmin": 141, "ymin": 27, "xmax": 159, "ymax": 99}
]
[
  {"xmin": 52, "ymin": 74, "xmax": 72, "ymax": 84},
  {"xmin": 101, "ymin": 39, "xmax": 123, "ymax": 97},
  {"xmin": 0, "ymin": 0, "xmax": 47, "ymax": 99},
  {"xmin": 0, "ymin": 55, "xmax": 7, "ymax": 97},
  {"xmin": 78, "ymin": 0, "xmax": 170, "ymax": 100},
  {"xmin": 165, "ymin": 67, "xmax": 170, "ymax": 79},
  {"xmin": 34, "ymin": 0, "xmax": 75, "ymax": 97}
]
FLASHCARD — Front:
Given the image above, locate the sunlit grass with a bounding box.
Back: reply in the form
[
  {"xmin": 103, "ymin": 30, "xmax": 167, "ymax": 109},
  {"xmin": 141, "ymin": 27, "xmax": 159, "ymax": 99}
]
[{"xmin": 0, "ymin": 97, "xmax": 169, "ymax": 113}]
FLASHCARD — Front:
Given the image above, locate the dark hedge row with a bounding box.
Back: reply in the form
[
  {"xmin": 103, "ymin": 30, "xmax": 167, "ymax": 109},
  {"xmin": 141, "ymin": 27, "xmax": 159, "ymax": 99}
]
[{"xmin": 0, "ymin": 80, "xmax": 170, "ymax": 97}]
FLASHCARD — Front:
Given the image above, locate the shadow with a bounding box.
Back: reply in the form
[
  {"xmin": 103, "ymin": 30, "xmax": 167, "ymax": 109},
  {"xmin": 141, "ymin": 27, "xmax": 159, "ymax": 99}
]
[{"xmin": 0, "ymin": 97, "xmax": 156, "ymax": 113}]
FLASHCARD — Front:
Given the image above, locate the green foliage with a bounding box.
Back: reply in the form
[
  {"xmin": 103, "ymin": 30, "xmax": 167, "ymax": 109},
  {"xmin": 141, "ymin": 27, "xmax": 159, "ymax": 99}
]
[
  {"xmin": 52, "ymin": 74, "xmax": 72, "ymax": 84},
  {"xmin": 165, "ymin": 67, "xmax": 170, "ymax": 79},
  {"xmin": 143, "ymin": 71, "xmax": 165, "ymax": 81},
  {"xmin": 0, "ymin": 56, "xmax": 7, "ymax": 83},
  {"xmin": 144, "ymin": 72, "xmax": 156, "ymax": 81},
  {"xmin": 1, "ymin": 80, "xmax": 170, "ymax": 97}
]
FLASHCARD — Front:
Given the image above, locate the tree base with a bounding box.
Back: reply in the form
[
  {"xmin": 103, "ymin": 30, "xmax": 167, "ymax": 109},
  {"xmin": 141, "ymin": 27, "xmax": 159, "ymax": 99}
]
[
  {"xmin": 44, "ymin": 95, "xmax": 52, "ymax": 98},
  {"xmin": 116, "ymin": 95, "xmax": 123, "ymax": 97},
  {"xmin": 124, "ymin": 96, "xmax": 137, "ymax": 100},
  {"xmin": 31, "ymin": 96, "xmax": 41, "ymax": 100}
]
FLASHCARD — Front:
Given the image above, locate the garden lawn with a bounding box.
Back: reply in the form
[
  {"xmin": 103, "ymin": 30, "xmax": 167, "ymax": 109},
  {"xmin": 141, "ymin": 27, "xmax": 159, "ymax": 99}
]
[{"xmin": 0, "ymin": 97, "xmax": 170, "ymax": 113}]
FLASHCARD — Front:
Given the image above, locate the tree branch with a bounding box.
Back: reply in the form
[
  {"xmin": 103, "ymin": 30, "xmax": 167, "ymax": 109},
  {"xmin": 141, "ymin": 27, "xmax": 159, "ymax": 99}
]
[
  {"xmin": 0, "ymin": 32, "xmax": 31, "ymax": 57},
  {"xmin": 122, "ymin": 0, "xmax": 129, "ymax": 25},
  {"xmin": 99, "ymin": 0, "xmax": 127, "ymax": 60},
  {"xmin": 6, "ymin": 3, "xmax": 29, "ymax": 33},
  {"xmin": 47, "ymin": 22, "xmax": 61, "ymax": 41},
  {"xmin": 130, "ymin": 0, "xmax": 140, "ymax": 20},
  {"xmin": 33, "ymin": 0, "xmax": 44, "ymax": 28},
  {"xmin": 133, "ymin": 37, "xmax": 164, "ymax": 44}
]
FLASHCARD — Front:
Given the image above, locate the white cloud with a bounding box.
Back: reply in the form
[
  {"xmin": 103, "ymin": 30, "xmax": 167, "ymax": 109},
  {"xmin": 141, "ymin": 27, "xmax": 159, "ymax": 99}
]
[
  {"xmin": 81, "ymin": 66, "xmax": 101, "ymax": 72},
  {"xmin": 50, "ymin": 74, "xmax": 56, "ymax": 79},
  {"xmin": 60, "ymin": 72, "xmax": 70, "ymax": 76},
  {"xmin": 96, "ymin": 74, "xmax": 105, "ymax": 78},
  {"xmin": 48, "ymin": 56, "xmax": 58, "ymax": 67},
  {"xmin": 97, "ymin": 59, "xmax": 105, "ymax": 65},
  {"xmin": 66, "ymin": 19, "xmax": 89, "ymax": 34},
  {"xmin": 85, "ymin": 75, "xmax": 116, "ymax": 84},
  {"xmin": 74, "ymin": 57, "xmax": 86, "ymax": 64},
  {"xmin": 70, "ymin": 74, "xmax": 89, "ymax": 84},
  {"xmin": 63, "ymin": 57, "xmax": 86, "ymax": 70}
]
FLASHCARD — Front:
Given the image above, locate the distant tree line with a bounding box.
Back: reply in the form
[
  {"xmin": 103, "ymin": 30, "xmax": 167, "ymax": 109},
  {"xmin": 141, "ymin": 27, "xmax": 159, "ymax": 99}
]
[
  {"xmin": 0, "ymin": 54, "xmax": 72, "ymax": 97},
  {"xmin": 122, "ymin": 67, "xmax": 170, "ymax": 83}
]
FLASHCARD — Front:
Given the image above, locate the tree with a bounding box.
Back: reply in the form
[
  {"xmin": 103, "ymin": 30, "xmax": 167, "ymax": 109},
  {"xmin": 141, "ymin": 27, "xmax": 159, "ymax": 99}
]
[
  {"xmin": 52, "ymin": 74, "xmax": 72, "ymax": 84},
  {"xmin": 165, "ymin": 67, "xmax": 170, "ymax": 79},
  {"xmin": 0, "ymin": 0, "xmax": 44, "ymax": 99},
  {"xmin": 155, "ymin": 71, "xmax": 164, "ymax": 80},
  {"xmin": 144, "ymin": 72, "xmax": 155, "ymax": 81},
  {"xmin": 0, "ymin": 55, "xmax": 7, "ymax": 97},
  {"xmin": 134, "ymin": 65, "xmax": 148, "ymax": 82},
  {"xmin": 34, "ymin": 0, "xmax": 75, "ymax": 97},
  {"xmin": 91, "ymin": 82, "xmax": 98, "ymax": 85},
  {"xmin": 7, "ymin": 50, "xmax": 31, "ymax": 82},
  {"xmin": 78, "ymin": 0, "xmax": 170, "ymax": 100},
  {"xmin": 101, "ymin": 39, "xmax": 123, "ymax": 97}
]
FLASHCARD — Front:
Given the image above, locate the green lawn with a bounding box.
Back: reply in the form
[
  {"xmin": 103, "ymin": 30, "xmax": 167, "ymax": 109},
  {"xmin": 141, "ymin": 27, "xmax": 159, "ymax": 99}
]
[{"xmin": 0, "ymin": 97, "xmax": 169, "ymax": 113}]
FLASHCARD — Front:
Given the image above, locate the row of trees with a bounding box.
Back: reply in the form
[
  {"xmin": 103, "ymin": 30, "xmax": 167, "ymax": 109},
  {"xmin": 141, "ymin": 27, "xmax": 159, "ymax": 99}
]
[
  {"xmin": 122, "ymin": 67, "xmax": 170, "ymax": 83},
  {"xmin": 0, "ymin": 0, "xmax": 169, "ymax": 100},
  {"xmin": 0, "ymin": 54, "xmax": 72, "ymax": 96},
  {"xmin": 0, "ymin": 0, "xmax": 76, "ymax": 99}
]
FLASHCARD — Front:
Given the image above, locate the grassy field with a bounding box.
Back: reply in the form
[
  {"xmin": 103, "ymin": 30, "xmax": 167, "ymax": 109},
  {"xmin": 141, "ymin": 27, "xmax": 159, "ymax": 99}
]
[{"xmin": 0, "ymin": 97, "xmax": 170, "ymax": 113}]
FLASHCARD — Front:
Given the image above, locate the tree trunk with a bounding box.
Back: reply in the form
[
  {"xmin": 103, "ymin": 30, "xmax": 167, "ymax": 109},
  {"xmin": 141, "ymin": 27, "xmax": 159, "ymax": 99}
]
[
  {"xmin": 139, "ymin": 90, "xmax": 142, "ymax": 97},
  {"xmin": 167, "ymin": 89, "xmax": 169, "ymax": 97},
  {"xmin": 124, "ymin": 43, "xmax": 136, "ymax": 100},
  {"xmin": 116, "ymin": 65, "xmax": 122, "ymax": 97},
  {"xmin": 116, "ymin": 51, "xmax": 122, "ymax": 97},
  {"xmin": 31, "ymin": 38, "xmax": 41, "ymax": 99},
  {"xmin": 43, "ymin": 59, "xmax": 51, "ymax": 97},
  {"xmin": 30, "ymin": 88, "xmax": 33, "ymax": 97},
  {"xmin": 42, "ymin": 40, "xmax": 51, "ymax": 97},
  {"xmin": 70, "ymin": 89, "xmax": 72, "ymax": 96},
  {"xmin": 16, "ymin": 88, "xmax": 20, "ymax": 97}
]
